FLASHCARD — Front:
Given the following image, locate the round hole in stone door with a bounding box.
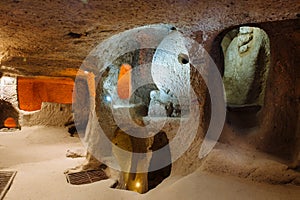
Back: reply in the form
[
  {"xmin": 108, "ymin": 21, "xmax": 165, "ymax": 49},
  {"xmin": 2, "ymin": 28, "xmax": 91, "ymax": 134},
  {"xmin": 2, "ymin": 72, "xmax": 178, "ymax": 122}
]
[
  {"xmin": 178, "ymin": 53, "xmax": 189, "ymax": 64},
  {"xmin": 147, "ymin": 131, "xmax": 172, "ymax": 191}
]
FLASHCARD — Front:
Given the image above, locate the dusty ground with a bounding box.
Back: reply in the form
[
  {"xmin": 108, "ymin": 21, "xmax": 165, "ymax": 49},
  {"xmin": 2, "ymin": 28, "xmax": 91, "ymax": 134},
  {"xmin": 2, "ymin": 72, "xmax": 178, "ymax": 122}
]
[{"xmin": 0, "ymin": 126, "xmax": 299, "ymax": 200}]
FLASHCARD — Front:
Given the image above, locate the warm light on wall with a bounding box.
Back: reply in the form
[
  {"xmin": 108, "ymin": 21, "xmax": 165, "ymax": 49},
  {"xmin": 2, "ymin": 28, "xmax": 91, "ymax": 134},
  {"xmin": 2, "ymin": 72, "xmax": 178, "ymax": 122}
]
[
  {"xmin": 17, "ymin": 76, "xmax": 74, "ymax": 111},
  {"xmin": 117, "ymin": 63, "xmax": 132, "ymax": 99}
]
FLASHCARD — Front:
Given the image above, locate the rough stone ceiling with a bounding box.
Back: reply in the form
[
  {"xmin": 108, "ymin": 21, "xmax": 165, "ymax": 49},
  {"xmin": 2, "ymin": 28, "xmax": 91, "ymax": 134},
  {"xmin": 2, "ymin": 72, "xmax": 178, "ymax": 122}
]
[{"xmin": 0, "ymin": 0, "xmax": 299, "ymax": 77}]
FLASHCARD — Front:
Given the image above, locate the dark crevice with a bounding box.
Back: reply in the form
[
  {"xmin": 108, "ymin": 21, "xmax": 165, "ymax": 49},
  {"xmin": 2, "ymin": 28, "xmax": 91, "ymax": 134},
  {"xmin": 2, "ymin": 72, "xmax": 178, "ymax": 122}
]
[{"xmin": 66, "ymin": 32, "xmax": 83, "ymax": 38}]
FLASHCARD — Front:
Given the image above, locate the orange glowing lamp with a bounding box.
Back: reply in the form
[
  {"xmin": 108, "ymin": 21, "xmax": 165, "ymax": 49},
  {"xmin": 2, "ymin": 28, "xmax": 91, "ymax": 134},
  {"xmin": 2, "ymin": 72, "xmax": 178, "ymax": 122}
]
[{"xmin": 4, "ymin": 117, "xmax": 17, "ymax": 128}]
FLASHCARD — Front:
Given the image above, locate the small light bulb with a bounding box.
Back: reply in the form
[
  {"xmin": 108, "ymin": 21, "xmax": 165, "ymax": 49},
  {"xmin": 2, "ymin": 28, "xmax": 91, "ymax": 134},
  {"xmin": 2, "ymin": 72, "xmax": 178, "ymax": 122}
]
[
  {"xmin": 84, "ymin": 70, "xmax": 89, "ymax": 74},
  {"xmin": 135, "ymin": 182, "xmax": 141, "ymax": 188},
  {"xmin": 105, "ymin": 96, "xmax": 112, "ymax": 102}
]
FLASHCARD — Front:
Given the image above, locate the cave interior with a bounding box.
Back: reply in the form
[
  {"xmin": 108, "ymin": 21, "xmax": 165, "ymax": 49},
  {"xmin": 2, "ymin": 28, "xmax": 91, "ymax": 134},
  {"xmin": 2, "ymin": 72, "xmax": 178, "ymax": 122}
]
[{"xmin": 0, "ymin": 0, "xmax": 299, "ymax": 199}]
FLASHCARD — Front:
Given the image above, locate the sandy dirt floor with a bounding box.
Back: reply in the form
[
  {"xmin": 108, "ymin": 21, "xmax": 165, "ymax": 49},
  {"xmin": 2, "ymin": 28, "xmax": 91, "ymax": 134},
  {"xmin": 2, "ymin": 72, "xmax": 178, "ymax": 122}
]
[{"xmin": 0, "ymin": 126, "xmax": 299, "ymax": 200}]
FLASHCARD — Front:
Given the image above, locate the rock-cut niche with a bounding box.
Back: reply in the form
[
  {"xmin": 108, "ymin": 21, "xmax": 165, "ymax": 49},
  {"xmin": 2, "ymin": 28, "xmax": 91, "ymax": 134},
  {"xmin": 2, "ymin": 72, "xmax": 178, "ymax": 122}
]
[{"xmin": 221, "ymin": 26, "xmax": 270, "ymax": 128}]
